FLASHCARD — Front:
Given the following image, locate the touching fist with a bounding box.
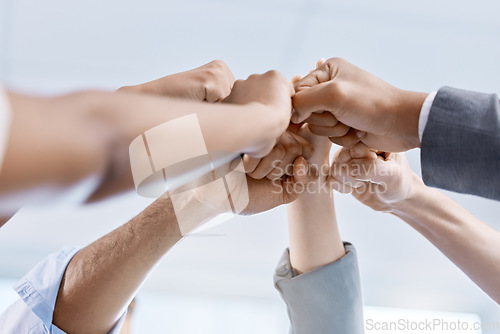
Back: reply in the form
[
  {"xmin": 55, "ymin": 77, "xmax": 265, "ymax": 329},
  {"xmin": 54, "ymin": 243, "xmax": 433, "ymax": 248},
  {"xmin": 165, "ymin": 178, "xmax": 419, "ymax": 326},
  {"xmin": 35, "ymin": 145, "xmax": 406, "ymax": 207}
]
[
  {"xmin": 329, "ymin": 142, "xmax": 422, "ymax": 212},
  {"xmin": 292, "ymin": 58, "xmax": 428, "ymax": 152},
  {"xmin": 118, "ymin": 59, "xmax": 236, "ymax": 102},
  {"xmin": 223, "ymin": 70, "xmax": 294, "ymax": 157}
]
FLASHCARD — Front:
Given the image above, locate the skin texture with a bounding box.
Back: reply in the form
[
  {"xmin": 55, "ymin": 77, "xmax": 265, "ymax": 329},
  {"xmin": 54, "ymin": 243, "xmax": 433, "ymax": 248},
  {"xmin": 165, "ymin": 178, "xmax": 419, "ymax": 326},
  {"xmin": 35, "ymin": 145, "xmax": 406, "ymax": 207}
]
[
  {"xmin": 243, "ymin": 60, "xmax": 345, "ymax": 273},
  {"xmin": 51, "ymin": 143, "xmax": 318, "ymax": 334},
  {"xmin": 292, "ymin": 57, "xmax": 428, "ymax": 152},
  {"xmin": 287, "ymin": 125, "xmax": 345, "ymax": 274},
  {"xmin": 118, "ymin": 60, "xmax": 236, "ymax": 103},
  {"xmin": 330, "ymin": 142, "xmax": 500, "ymax": 304},
  {"xmin": 0, "ymin": 62, "xmax": 292, "ymax": 214}
]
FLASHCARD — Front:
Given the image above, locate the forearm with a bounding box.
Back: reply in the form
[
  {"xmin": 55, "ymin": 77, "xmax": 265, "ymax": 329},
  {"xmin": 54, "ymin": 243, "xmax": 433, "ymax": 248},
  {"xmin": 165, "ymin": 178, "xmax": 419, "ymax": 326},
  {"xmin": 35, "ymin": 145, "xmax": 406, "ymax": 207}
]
[
  {"xmin": 287, "ymin": 169, "xmax": 345, "ymax": 274},
  {"xmin": 0, "ymin": 91, "xmax": 284, "ymax": 205},
  {"xmin": 53, "ymin": 193, "xmax": 219, "ymax": 334},
  {"xmin": 392, "ymin": 173, "xmax": 500, "ymax": 303},
  {"xmin": 0, "ymin": 92, "xmax": 110, "ymax": 198}
]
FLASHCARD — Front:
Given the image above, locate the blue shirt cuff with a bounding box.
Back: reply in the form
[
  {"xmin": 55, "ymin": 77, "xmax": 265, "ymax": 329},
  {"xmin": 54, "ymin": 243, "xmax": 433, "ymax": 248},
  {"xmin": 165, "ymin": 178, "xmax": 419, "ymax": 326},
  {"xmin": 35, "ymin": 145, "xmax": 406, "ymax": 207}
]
[{"xmin": 13, "ymin": 247, "xmax": 79, "ymax": 332}]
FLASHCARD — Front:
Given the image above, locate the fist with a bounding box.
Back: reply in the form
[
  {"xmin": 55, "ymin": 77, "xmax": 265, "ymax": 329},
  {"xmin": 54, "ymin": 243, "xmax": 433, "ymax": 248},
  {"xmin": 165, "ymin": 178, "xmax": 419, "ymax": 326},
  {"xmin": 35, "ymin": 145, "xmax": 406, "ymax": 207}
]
[
  {"xmin": 119, "ymin": 59, "xmax": 236, "ymax": 102},
  {"xmin": 292, "ymin": 57, "xmax": 427, "ymax": 152},
  {"xmin": 223, "ymin": 70, "xmax": 294, "ymax": 157},
  {"xmin": 329, "ymin": 142, "xmax": 422, "ymax": 212}
]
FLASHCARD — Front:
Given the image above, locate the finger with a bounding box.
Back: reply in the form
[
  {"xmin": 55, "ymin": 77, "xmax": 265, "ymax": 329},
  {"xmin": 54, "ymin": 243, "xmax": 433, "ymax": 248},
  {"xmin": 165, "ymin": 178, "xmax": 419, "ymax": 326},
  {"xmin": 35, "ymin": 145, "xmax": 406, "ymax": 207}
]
[
  {"xmin": 350, "ymin": 141, "xmax": 378, "ymax": 159},
  {"xmin": 309, "ymin": 123, "xmax": 351, "ymax": 138},
  {"xmin": 287, "ymin": 122, "xmax": 303, "ymax": 134},
  {"xmin": 292, "ymin": 82, "xmax": 338, "ymax": 123},
  {"xmin": 328, "ymin": 175, "xmax": 355, "ymax": 194},
  {"xmin": 289, "ymin": 132, "xmax": 314, "ymax": 160},
  {"xmin": 329, "ymin": 161, "xmax": 366, "ymax": 189},
  {"xmin": 205, "ymin": 83, "xmax": 223, "ymax": 103},
  {"xmin": 345, "ymin": 158, "xmax": 389, "ymax": 184},
  {"xmin": 292, "ymin": 156, "xmax": 318, "ymax": 184},
  {"xmin": 333, "ymin": 146, "xmax": 353, "ymax": 165},
  {"xmin": 305, "ymin": 112, "xmax": 339, "ymax": 127},
  {"xmin": 328, "ymin": 128, "xmax": 360, "ymax": 147},
  {"xmin": 242, "ymin": 154, "xmax": 261, "ymax": 174},
  {"xmin": 249, "ymin": 143, "xmax": 286, "ymax": 179},
  {"xmin": 294, "ymin": 61, "xmax": 333, "ymax": 93},
  {"xmin": 291, "ymin": 74, "xmax": 304, "ymax": 85},
  {"xmin": 351, "ymin": 182, "xmax": 385, "ymax": 203},
  {"xmin": 268, "ymin": 132, "xmax": 303, "ymax": 179},
  {"xmin": 316, "ymin": 58, "xmax": 326, "ymax": 68}
]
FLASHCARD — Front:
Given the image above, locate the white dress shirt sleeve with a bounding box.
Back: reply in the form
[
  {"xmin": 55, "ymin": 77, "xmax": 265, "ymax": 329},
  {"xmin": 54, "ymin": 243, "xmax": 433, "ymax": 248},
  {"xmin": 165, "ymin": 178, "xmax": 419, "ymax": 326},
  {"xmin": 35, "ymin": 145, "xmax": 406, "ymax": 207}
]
[
  {"xmin": 0, "ymin": 86, "xmax": 11, "ymax": 174},
  {"xmin": 418, "ymin": 91, "xmax": 437, "ymax": 142}
]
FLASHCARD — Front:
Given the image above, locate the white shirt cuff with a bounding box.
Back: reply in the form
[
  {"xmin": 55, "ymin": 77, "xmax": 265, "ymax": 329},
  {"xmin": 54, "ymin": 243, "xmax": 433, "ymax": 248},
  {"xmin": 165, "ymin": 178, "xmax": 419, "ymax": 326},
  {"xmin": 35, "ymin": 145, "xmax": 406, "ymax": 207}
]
[{"xmin": 418, "ymin": 91, "xmax": 437, "ymax": 142}]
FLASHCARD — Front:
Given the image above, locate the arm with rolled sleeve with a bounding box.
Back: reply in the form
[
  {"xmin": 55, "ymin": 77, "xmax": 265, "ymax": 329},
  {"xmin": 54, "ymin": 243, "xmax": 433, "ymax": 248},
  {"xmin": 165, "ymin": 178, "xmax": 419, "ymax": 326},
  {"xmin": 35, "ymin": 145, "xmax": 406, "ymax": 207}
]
[
  {"xmin": 0, "ymin": 194, "xmax": 202, "ymax": 333},
  {"xmin": 274, "ymin": 243, "xmax": 364, "ymax": 334},
  {"xmin": 0, "ymin": 247, "xmax": 126, "ymax": 334},
  {"xmin": 419, "ymin": 87, "xmax": 500, "ymax": 200}
]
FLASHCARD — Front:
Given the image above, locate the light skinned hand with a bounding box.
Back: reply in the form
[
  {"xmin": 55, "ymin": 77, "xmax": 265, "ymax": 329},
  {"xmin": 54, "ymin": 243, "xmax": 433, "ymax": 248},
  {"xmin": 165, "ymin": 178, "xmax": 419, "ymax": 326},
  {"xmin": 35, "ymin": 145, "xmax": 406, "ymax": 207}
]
[
  {"xmin": 243, "ymin": 123, "xmax": 314, "ymax": 181},
  {"xmin": 329, "ymin": 141, "xmax": 421, "ymax": 212},
  {"xmin": 244, "ymin": 59, "xmax": 328, "ymax": 182},
  {"xmin": 292, "ymin": 57, "xmax": 428, "ymax": 152},
  {"xmin": 118, "ymin": 60, "xmax": 236, "ymax": 102},
  {"xmin": 222, "ymin": 70, "xmax": 294, "ymax": 158},
  {"xmin": 241, "ymin": 123, "xmax": 331, "ymax": 215}
]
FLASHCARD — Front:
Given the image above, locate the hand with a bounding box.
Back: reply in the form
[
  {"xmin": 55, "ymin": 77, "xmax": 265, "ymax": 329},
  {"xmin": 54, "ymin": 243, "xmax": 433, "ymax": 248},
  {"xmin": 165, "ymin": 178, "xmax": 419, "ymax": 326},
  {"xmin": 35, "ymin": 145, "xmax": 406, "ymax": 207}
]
[
  {"xmin": 292, "ymin": 57, "xmax": 428, "ymax": 152},
  {"xmin": 329, "ymin": 141, "xmax": 422, "ymax": 212},
  {"xmin": 178, "ymin": 125, "xmax": 325, "ymax": 218},
  {"xmin": 118, "ymin": 60, "xmax": 235, "ymax": 102},
  {"xmin": 179, "ymin": 154, "xmax": 318, "ymax": 217},
  {"xmin": 242, "ymin": 123, "xmax": 331, "ymax": 215},
  {"xmin": 243, "ymin": 123, "xmax": 314, "ymax": 181},
  {"xmin": 242, "ymin": 154, "xmax": 317, "ymax": 215},
  {"xmin": 222, "ymin": 70, "xmax": 294, "ymax": 157}
]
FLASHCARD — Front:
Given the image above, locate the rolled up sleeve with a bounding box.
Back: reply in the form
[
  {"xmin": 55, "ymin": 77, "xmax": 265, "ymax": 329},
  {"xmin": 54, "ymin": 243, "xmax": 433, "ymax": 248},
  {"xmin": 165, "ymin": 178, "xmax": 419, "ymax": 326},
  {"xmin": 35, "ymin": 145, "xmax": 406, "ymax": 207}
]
[{"xmin": 274, "ymin": 243, "xmax": 364, "ymax": 334}]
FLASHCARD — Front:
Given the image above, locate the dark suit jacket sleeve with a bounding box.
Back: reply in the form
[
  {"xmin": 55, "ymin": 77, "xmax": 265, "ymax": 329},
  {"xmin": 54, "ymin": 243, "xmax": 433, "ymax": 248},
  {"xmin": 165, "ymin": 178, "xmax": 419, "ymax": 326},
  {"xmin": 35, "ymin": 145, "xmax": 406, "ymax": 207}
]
[
  {"xmin": 421, "ymin": 86, "xmax": 500, "ymax": 200},
  {"xmin": 274, "ymin": 243, "xmax": 364, "ymax": 334}
]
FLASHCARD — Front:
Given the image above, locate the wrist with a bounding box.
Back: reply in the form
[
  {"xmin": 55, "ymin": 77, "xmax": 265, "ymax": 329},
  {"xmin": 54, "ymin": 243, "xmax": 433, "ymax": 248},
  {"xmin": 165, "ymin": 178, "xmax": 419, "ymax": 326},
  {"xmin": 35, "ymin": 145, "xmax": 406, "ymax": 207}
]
[
  {"xmin": 392, "ymin": 89, "xmax": 428, "ymax": 149},
  {"xmin": 238, "ymin": 102, "xmax": 288, "ymax": 156},
  {"xmin": 389, "ymin": 172, "xmax": 429, "ymax": 216}
]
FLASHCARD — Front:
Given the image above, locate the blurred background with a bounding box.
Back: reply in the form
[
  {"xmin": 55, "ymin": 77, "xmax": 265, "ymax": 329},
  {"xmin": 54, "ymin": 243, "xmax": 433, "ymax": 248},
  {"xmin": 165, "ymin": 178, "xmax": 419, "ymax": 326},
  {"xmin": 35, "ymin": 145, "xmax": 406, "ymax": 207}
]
[{"xmin": 0, "ymin": 0, "xmax": 499, "ymax": 332}]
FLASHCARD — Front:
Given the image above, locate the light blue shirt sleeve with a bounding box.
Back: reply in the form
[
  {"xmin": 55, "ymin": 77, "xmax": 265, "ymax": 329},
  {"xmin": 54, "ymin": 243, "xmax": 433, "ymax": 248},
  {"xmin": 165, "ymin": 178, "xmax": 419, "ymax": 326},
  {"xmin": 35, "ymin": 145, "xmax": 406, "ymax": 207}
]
[{"xmin": 0, "ymin": 247, "xmax": 126, "ymax": 334}]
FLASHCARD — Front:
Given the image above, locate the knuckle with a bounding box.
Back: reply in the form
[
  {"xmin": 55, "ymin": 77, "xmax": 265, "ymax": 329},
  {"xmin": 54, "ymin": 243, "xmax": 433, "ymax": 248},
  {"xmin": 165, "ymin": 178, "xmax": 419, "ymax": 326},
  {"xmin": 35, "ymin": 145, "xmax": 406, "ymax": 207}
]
[
  {"xmin": 308, "ymin": 125, "xmax": 322, "ymax": 136},
  {"xmin": 328, "ymin": 57, "xmax": 346, "ymax": 65},
  {"xmin": 264, "ymin": 70, "xmax": 283, "ymax": 80},
  {"xmin": 248, "ymin": 170, "xmax": 265, "ymax": 180},
  {"xmin": 232, "ymin": 79, "xmax": 244, "ymax": 87},
  {"xmin": 288, "ymin": 143, "xmax": 302, "ymax": 156},
  {"xmin": 302, "ymin": 141, "xmax": 315, "ymax": 159},
  {"xmin": 327, "ymin": 81, "xmax": 342, "ymax": 98},
  {"xmin": 247, "ymin": 73, "xmax": 258, "ymax": 81},
  {"xmin": 210, "ymin": 59, "xmax": 227, "ymax": 69},
  {"xmin": 274, "ymin": 144, "xmax": 286, "ymax": 159}
]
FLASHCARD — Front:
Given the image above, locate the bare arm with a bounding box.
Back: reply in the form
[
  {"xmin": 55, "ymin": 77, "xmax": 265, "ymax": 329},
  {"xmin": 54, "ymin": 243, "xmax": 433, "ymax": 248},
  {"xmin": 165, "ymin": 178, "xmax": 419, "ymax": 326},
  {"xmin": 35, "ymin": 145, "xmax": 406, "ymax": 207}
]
[
  {"xmin": 287, "ymin": 127, "xmax": 345, "ymax": 274},
  {"xmin": 0, "ymin": 71, "xmax": 291, "ymax": 209},
  {"xmin": 52, "ymin": 192, "xmax": 219, "ymax": 334},
  {"xmin": 331, "ymin": 142, "xmax": 500, "ymax": 303},
  {"xmin": 392, "ymin": 176, "xmax": 500, "ymax": 303}
]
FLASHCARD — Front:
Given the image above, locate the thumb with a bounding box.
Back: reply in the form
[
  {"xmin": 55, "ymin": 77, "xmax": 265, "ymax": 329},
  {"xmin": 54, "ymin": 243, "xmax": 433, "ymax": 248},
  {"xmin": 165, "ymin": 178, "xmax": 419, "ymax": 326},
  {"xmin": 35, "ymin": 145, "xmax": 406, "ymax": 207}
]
[
  {"xmin": 292, "ymin": 156, "xmax": 318, "ymax": 184},
  {"xmin": 292, "ymin": 82, "xmax": 337, "ymax": 123}
]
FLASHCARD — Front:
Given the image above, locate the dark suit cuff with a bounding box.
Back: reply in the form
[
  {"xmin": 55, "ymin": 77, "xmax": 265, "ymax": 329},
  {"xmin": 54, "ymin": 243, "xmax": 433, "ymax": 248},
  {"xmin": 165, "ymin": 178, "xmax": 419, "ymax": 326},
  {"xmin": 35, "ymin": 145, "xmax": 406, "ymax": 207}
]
[{"xmin": 421, "ymin": 86, "xmax": 500, "ymax": 200}]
